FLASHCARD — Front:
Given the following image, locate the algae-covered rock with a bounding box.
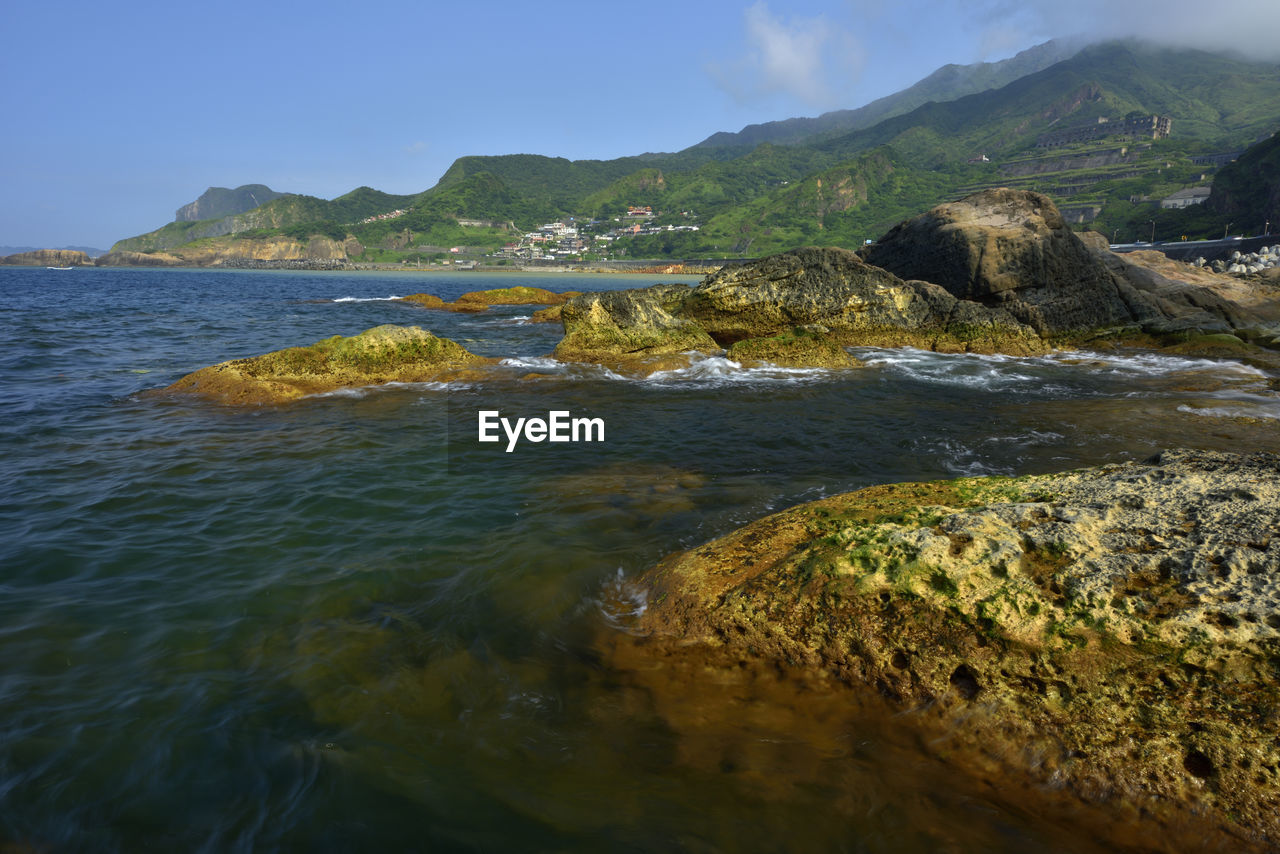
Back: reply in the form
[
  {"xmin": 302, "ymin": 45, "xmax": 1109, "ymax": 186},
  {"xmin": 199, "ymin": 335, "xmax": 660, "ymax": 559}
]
[
  {"xmin": 553, "ymin": 284, "xmax": 719, "ymax": 370},
  {"xmin": 549, "ymin": 250, "xmax": 1043, "ymax": 370},
  {"xmin": 688, "ymin": 247, "xmax": 1045, "ymax": 354},
  {"xmin": 529, "ymin": 305, "xmax": 563, "ymax": 324},
  {"xmin": 600, "ymin": 449, "xmax": 1280, "ymax": 851},
  {"xmin": 398, "ymin": 293, "xmax": 486, "ymax": 313},
  {"xmin": 164, "ymin": 324, "xmax": 489, "ymax": 404},
  {"xmin": 455, "ymin": 286, "xmax": 579, "ymax": 306},
  {"xmin": 725, "ymin": 328, "xmax": 860, "ymax": 369},
  {"xmin": 400, "ymin": 287, "xmax": 579, "ymax": 314}
]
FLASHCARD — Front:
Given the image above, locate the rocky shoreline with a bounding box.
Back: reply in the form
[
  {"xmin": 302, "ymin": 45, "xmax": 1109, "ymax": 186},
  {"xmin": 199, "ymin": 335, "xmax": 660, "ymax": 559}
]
[
  {"xmin": 543, "ymin": 190, "xmax": 1280, "ymax": 374},
  {"xmin": 156, "ymin": 190, "xmax": 1280, "ymax": 847}
]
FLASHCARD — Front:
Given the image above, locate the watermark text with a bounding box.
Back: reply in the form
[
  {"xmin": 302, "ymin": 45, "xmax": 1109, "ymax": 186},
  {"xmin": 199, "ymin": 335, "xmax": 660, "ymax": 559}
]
[{"xmin": 477, "ymin": 409, "xmax": 605, "ymax": 452}]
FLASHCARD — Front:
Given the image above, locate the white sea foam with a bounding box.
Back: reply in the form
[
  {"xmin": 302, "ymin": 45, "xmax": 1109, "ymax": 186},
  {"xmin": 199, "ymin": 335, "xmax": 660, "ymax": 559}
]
[
  {"xmin": 851, "ymin": 345, "xmax": 1270, "ymax": 395},
  {"xmin": 499, "ymin": 356, "xmax": 627, "ymax": 381},
  {"xmin": 594, "ymin": 568, "xmax": 649, "ymax": 634},
  {"xmin": 1045, "ymin": 349, "xmax": 1267, "ymax": 378},
  {"xmin": 1177, "ymin": 401, "xmax": 1280, "ymax": 420},
  {"xmin": 330, "ymin": 295, "xmax": 402, "ymax": 303},
  {"xmin": 305, "ymin": 379, "xmax": 473, "ymax": 399},
  {"xmin": 642, "ymin": 352, "xmax": 832, "ymax": 386},
  {"xmin": 501, "ymin": 356, "xmax": 564, "ymax": 371}
]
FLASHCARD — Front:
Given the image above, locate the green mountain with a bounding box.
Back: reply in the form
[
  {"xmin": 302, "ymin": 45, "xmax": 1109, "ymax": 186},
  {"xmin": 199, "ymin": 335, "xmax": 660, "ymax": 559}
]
[
  {"xmin": 113, "ymin": 186, "xmax": 417, "ymax": 252},
  {"xmin": 695, "ymin": 38, "xmax": 1085, "ymax": 150},
  {"xmin": 112, "ymin": 40, "xmax": 1280, "ymax": 261}
]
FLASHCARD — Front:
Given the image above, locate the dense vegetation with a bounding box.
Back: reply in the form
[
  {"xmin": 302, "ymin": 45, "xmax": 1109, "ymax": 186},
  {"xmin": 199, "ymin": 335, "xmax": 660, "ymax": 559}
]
[{"xmin": 112, "ymin": 40, "xmax": 1280, "ymax": 260}]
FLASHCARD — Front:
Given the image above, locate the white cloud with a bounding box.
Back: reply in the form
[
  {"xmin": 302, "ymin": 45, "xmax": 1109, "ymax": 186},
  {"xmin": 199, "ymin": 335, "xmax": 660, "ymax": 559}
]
[
  {"xmin": 709, "ymin": 2, "xmax": 865, "ymax": 109},
  {"xmin": 403, "ymin": 140, "xmax": 429, "ymax": 156},
  {"xmin": 972, "ymin": 0, "xmax": 1280, "ymax": 60}
]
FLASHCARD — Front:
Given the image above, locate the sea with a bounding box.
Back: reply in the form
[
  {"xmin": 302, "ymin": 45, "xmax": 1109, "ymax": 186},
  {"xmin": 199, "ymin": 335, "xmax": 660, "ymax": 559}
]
[{"xmin": 3, "ymin": 266, "xmax": 1279, "ymax": 852}]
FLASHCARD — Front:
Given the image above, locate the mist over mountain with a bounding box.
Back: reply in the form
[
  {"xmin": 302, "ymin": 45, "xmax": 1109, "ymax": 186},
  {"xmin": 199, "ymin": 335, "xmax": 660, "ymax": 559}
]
[{"xmin": 694, "ymin": 38, "xmax": 1087, "ymax": 150}]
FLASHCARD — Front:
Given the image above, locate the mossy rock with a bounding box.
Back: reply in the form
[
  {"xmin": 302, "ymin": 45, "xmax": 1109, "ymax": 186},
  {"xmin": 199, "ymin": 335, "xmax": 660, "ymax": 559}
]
[
  {"xmin": 726, "ymin": 328, "xmax": 861, "ymax": 368},
  {"xmin": 455, "ymin": 286, "xmax": 579, "ymax": 306},
  {"xmin": 529, "ymin": 305, "xmax": 563, "ymax": 324},
  {"xmin": 399, "ymin": 293, "xmax": 487, "ymax": 313},
  {"xmin": 164, "ymin": 324, "xmax": 491, "ymax": 404},
  {"xmin": 601, "ymin": 449, "xmax": 1280, "ymax": 851},
  {"xmin": 553, "ymin": 284, "xmax": 719, "ymax": 370},
  {"xmin": 400, "ymin": 287, "xmax": 578, "ymax": 314}
]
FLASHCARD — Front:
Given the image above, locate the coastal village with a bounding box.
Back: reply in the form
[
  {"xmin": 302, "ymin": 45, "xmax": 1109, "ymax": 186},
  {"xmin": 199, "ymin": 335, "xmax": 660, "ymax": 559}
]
[{"xmin": 493, "ymin": 206, "xmax": 701, "ymax": 263}]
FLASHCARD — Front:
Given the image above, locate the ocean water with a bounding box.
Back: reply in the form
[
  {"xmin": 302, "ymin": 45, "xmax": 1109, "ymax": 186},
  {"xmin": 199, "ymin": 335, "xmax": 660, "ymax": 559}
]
[{"xmin": 2, "ymin": 266, "xmax": 1279, "ymax": 852}]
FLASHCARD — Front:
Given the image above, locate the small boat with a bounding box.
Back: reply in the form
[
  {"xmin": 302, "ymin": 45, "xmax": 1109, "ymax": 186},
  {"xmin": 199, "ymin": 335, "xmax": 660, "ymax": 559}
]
[{"xmin": 47, "ymin": 266, "xmax": 74, "ymax": 270}]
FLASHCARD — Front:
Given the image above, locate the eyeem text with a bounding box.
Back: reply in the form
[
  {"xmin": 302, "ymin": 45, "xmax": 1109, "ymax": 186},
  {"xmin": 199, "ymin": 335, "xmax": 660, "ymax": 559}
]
[{"xmin": 477, "ymin": 409, "xmax": 605, "ymax": 452}]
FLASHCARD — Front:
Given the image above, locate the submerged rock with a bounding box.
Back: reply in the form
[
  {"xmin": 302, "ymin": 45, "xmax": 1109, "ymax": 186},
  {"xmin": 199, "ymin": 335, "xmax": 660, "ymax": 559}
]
[
  {"xmin": 600, "ymin": 449, "xmax": 1280, "ymax": 850},
  {"xmin": 164, "ymin": 324, "xmax": 489, "ymax": 404}
]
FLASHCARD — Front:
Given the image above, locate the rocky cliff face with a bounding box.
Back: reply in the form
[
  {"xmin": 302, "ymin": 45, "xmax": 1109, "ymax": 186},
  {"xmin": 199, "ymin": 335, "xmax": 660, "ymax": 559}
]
[
  {"xmin": 1, "ymin": 249, "xmax": 94, "ymax": 266},
  {"xmin": 97, "ymin": 237, "xmax": 352, "ymax": 267},
  {"xmin": 175, "ymin": 184, "xmax": 285, "ymax": 222},
  {"xmin": 601, "ymin": 449, "xmax": 1280, "ymax": 851}
]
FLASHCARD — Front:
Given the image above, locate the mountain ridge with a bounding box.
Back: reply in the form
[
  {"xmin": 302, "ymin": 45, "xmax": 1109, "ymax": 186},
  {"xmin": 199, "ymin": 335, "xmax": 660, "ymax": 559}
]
[
  {"xmin": 694, "ymin": 38, "xmax": 1087, "ymax": 150},
  {"xmin": 110, "ymin": 39, "xmax": 1280, "ymax": 262}
]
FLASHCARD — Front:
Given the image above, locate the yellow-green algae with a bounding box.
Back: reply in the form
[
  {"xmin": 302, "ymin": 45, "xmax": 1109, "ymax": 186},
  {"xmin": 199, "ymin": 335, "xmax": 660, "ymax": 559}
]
[
  {"xmin": 604, "ymin": 451, "xmax": 1280, "ymax": 851},
  {"xmin": 164, "ymin": 324, "xmax": 490, "ymax": 404},
  {"xmin": 399, "ymin": 286, "xmax": 580, "ymax": 314}
]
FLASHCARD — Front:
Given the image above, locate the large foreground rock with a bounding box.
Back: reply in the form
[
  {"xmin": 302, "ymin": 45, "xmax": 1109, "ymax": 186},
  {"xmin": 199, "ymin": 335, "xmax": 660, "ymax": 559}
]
[
  {"xmin": 164, "ymin": 324, "xmax": 489, "ymax": 404},
  {"xmin": 600, "ymin": 449, "xmax": 1280, "ymax": 850}
]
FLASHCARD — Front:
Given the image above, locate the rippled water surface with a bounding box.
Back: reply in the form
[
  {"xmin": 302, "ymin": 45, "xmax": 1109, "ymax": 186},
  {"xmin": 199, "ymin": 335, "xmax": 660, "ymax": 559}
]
[{"xmin": 3, "ymin": 267, "xmax": 1279, "ymax": 852}]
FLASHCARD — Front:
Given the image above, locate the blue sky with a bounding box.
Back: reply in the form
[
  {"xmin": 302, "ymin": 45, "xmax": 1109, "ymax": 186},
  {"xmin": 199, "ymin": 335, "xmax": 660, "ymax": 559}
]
[{"xmin": 3, "ymin": 0, "xmax": 1278, "ymax": 250}]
